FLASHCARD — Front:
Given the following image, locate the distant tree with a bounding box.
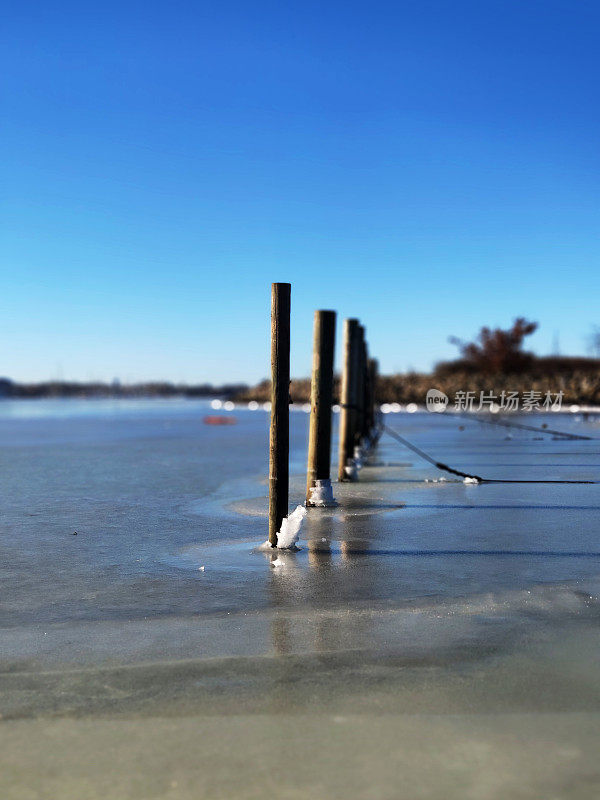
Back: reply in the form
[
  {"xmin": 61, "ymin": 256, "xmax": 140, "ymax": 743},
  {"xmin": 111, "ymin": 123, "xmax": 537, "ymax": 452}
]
[
  {"xmin": 448, "ymin": 318, "xmax": 538, "ymax": 374},
  {"xmin": 587, "ymin": 326, "xmax": 600, "ymax": 358}
]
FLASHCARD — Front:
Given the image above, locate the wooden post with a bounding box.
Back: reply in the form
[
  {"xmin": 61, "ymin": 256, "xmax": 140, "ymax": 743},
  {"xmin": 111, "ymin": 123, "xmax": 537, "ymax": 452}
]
[
  {"xmin": 368, "ymin": 357, "xmax": 378, "ymax": 435},
  {"xmin": 269, "ymin": 283, "xmax": 291, "ymax": 546},
  {"xmin": 363, "ymin": 347, "xmax": 371, "ymax": 438},
  {"xmin": 306, "ymin": 310, "xmax": 336, "ymax": 504},
  {"xmin": 356, "ymin": 325, "xmax": 366, "ymax": 444},
  {"xmin": 362, "ymin": 330, "xmax": 370, "ymax": 440},
  {"xmin": 337, "ymin": 318, "xmax": 359, "ymax": 481}
]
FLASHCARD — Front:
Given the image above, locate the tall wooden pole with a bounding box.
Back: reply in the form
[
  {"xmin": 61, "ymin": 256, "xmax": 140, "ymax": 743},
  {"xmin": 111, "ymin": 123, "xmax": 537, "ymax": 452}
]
[
  {"xmin": 356, "ymin": 325, "xmax": 366, "ymax": 444},
  {"xmin": 338, "ymin": 318, "xmax": 359, "ymax": 481},
  {"xmin": 269, "ymin": 283, "xmax": 291, "ymax": 546},
  {"xmin": 306, "ymin": 310, "xmax": 336, "ymax": 504},
  {"xmin": 362, "ymin": 336, "xmax": 370, "ymax": 439},
  {"xmin": 368, "ymin": 357, "xmax": 378, "ymax": 435}
]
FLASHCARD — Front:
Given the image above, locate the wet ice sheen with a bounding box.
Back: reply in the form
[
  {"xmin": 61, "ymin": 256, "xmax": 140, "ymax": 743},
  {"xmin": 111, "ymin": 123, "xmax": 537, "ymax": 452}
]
[{"xmin": 1, "ymin": 400, "xmax": 600, "ymax": 798}]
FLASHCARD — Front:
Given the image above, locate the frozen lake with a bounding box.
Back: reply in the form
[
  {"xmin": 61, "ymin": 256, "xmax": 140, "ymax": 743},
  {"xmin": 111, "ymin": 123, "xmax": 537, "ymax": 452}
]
[{"xmin": 1, "ymin": 399, "xmax": 600, "ymax": 798}]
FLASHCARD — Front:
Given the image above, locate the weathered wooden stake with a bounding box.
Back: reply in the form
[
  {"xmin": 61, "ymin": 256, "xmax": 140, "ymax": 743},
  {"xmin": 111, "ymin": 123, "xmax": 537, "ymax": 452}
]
[
  {"xmin": 306, "ymin": 310, "xmax": 336, "ymax": 504},
  {"xmin": 338, "ymin": 318, "xmax": 359, "ymax": 481},
  {"xmin": 269, "ymin": 282, "xmax": 291, "ymax": 545},
  {"xmin": 360, "ymin": 327, "xmax": 370, "ymax": 440},
  {"xmin": 368, "ymin": 357, "xmax": 378, "ymax": 434},
  {"xmin": 355, "ymin": 325, "xmax": 366, "ymax": 444}
]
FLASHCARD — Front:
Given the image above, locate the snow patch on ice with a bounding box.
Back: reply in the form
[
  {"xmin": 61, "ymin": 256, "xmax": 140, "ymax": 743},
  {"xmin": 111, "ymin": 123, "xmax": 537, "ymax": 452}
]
[
  {"xmin": 307, "ymin": 479, "xmax": 336, "ymax": 507},
  {"xmin": 275, "ymin": 505, "xmax": 307, "ymax": 549},
  {"xmin": 344, "ymin": 460, "xmax": 358, "ymax": 481},
  {"xmin": 353, "ymin": 445, "xmax": 365, "ymax": 470},
  {"xmin": 343, "ymin": 446, "xmax": 366, "ymax": 481}
]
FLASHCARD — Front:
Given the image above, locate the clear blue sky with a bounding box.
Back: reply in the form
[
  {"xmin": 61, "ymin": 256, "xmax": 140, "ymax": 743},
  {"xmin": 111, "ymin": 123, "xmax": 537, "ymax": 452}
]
[{"xmin": 2, "ymin": 0, "xmax": 598, "ymax": 384}]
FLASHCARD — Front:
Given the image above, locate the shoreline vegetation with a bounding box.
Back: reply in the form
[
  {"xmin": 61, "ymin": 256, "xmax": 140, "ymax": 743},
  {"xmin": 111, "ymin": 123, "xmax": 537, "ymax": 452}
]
[
  {"xmin": 4, "ymin": 321, "xmax": 598, "ymax": 405},
  {"xmin": 0, "ymin": 378, "xmax": 248, "ymax": 400},
  {"xmin": 237, "ymin": 357, "xmax": 600, "ymax": 406},
  {"xmin": 2, "ymin": 357, "xmax": 600, "ymax": 405}
]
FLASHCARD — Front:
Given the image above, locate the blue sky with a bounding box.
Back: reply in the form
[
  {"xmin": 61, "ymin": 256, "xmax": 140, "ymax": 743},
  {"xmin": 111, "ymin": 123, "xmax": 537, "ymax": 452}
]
[{"xmin": 2, "ymin": 0, "xmax": 599, "ymax": 383}]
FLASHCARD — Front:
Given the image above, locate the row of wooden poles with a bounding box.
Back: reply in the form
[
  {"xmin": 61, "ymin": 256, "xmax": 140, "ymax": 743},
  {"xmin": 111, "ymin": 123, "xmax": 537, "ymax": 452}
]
[{"xmin": 269, "ymin": 282, "xmax": 379, "ymax": 546}]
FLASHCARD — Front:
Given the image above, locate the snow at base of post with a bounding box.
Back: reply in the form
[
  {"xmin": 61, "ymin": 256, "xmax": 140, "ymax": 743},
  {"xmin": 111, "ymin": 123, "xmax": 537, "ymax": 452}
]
[
  {"xmin": 353, "ymin": 445, "xmax": 365, "ymax": 471},
  {"xmin": 258, "ymin": 506, "xmax": 307, "ymax": 551},
  {"xmin": 307, "ymin": 478, "xmax": 336, "ymax": 507},
  {"xmin": 274, "ymin": 505, "xmax": 307, "ymax": 549},
  {"xmin": 344, "ymin": 459, "xmax": 358, "ymax": 481}
]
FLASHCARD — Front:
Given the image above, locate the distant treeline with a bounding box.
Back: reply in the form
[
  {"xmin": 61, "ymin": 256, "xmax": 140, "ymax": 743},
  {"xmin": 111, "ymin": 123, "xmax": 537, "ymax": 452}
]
[
  {"xmin": 3, "ymin": 355, "xmax": 600, "ymax": 405},
  {"xmin": 234, "ymin": 356, "xmax": 600, "ymax": 406},
  {"xmin": 0, "ymin": 378, "xmax": 248, "ymax": 399}
]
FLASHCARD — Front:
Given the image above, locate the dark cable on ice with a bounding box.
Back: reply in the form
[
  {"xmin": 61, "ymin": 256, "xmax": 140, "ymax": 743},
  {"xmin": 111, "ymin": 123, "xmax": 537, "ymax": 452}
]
[
  {"xmin": 383, "ymin": 425, "xmax": 484, "ymax": 482},
  {"xmin": 382, "ymin": 424, "xmax": 598, "ymax": 484},
  {"xmin": 461, "ymin": 414, "xmax": 593, "ymax": 441}
]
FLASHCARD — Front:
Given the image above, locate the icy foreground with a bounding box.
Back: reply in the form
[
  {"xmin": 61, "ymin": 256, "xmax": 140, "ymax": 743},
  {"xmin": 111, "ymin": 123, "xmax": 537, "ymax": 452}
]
[{"xmin": 1, "ymin": 402, "xmax": 600, "ymax": 799}]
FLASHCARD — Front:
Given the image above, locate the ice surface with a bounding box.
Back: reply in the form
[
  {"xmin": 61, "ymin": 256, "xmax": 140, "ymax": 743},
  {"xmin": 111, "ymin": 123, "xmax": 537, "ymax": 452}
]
[{"xmin": 2, "ymin": 401, "xmax": 600, "ymax": 799}]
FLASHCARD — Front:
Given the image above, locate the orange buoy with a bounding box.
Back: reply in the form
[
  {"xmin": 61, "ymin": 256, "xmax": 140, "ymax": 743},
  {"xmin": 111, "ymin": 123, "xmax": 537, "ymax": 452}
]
[{"xmin": 203, "ymin": 415, "xmax": 236, "ymax": 426}]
